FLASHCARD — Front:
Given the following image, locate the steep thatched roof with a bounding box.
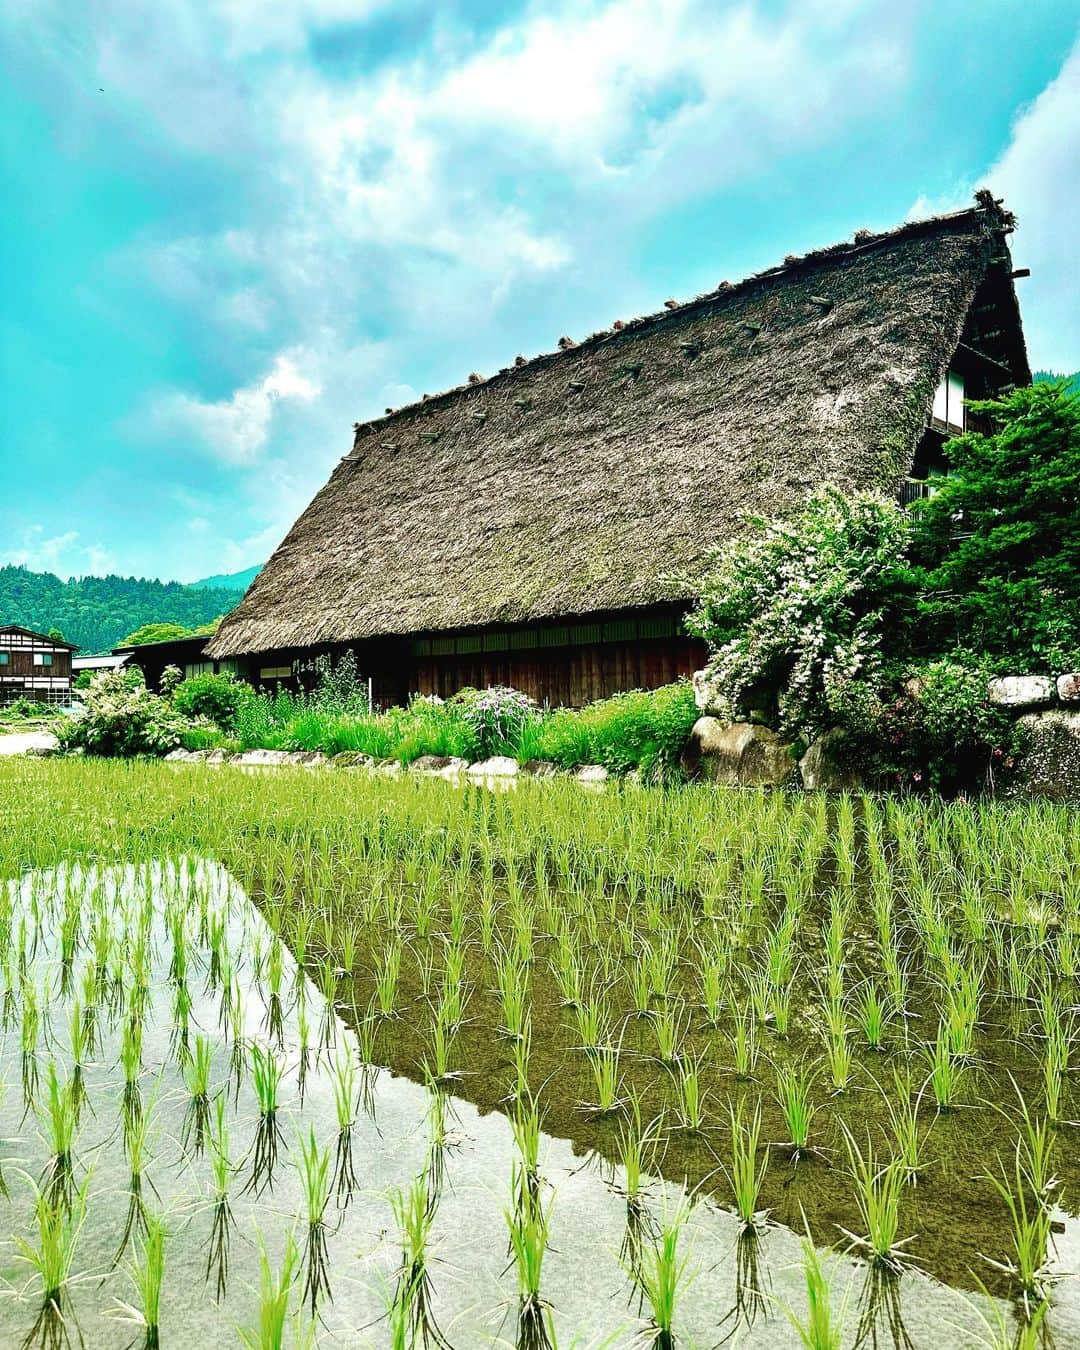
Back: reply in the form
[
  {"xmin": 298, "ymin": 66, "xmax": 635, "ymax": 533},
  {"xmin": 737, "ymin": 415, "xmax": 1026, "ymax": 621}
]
[{"xmin": 209, "ymin": 193, "xmax": 1029, "ymax": 659}]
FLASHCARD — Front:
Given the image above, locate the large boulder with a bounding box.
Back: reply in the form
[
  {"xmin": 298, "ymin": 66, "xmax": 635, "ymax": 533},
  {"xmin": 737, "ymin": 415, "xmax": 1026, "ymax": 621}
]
[
  {"xmin": 987, "ymin": 675, "xmax": 1055, "ymax": 708},
  {"xmin": 521, "ymin": 760, "xmax": 559, "ymax": 778},
  {"xmin": 1010, "ymin": 710, "xmax": 1080, "ymax": 801},
  {"xmin": 799, "ymin": 728, "xmax": 862, "ymax": 792},
  {"xmin": 1057, "ymin": 673, "xmax": 1080, "ymax": 703},
  {"xmin": 576, "ymin": 764, "xmax": 609, "ymax": 785},
  {"xmin": 467, "ymin": 756, "xmax": 519, "ymax": 777},
  {"xmin": 681, "ymin": 717, "xmax": 796, "ymax": 788}
]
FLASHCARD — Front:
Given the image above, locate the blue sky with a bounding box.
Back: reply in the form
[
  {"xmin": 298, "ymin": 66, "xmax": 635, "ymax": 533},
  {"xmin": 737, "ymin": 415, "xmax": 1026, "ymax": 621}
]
[{"xmin": 2, "ymin": 1, "xmax": 1078, "ymax": 583}]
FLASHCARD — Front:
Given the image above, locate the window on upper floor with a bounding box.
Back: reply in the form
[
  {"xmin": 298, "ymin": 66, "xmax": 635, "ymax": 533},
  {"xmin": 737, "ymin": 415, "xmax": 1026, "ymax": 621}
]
[
  {"xmin": 33, "ymin": 653, "xmax": 53, "ymax": 667},
  {"xmin": 932, "ymin": 369, "xmax": 965, "ymax": 433},
  {"xmin": 0, "ymin": 652, "xmax": 9, "ymax": 666}
]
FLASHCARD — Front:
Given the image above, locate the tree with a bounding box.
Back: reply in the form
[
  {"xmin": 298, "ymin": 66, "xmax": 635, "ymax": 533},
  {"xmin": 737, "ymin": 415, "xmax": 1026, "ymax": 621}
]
[
  {"xmin": 118, "ymin": 622, "xmax": 196, "ymax": 647},
  {"xmin": 911, "ymin": 381, "xmax": 1080, "ymax": 667},
  {"xmin": 47, "ymin": 628, "xmax": 67, "ymax": 644}
]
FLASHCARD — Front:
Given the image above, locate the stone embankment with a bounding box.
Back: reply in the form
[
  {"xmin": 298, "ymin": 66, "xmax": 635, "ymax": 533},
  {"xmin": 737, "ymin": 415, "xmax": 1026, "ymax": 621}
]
[
  {"xmin": 164, "ymin": 746, "xmax": 610, "ymax": 786},
  {"xmin": 685, "ymin": 668, "xmax": 1080, "ymax": 798}
]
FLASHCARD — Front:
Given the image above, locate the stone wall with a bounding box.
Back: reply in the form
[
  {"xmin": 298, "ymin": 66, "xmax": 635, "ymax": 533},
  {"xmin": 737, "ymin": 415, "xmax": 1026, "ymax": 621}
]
[{"xmin": 686, "ymin": 667, "xmax": 1080, "ymax": 798}]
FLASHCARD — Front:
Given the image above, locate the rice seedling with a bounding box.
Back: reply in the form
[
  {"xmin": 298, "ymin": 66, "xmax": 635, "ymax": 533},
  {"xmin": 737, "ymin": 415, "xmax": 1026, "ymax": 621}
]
[
  {"xmin": 13, "ymin": 1177, "xmax": 90, "ymax": 1350},
  {"xmin": 961, "ymin": 1290, "xmax": 1048, "ymax": 1350},
  {"xmin": 728, "ymin": 1006, "xmax": 758, "ymax": 1081},
  {"xmin": 854, "ymin": 982, "xmax": 890, "ymax": 1053},
  {"xmin": 296, "ymin": 1125, "xmax": 333, "ymax": 1314},
  {"xmin": 671, "ymin": 1053, "xmax": 709, "ymax": 1134},
  {"xmin": 205, "ymin": 1096, "xmax": 235, "ymax": 1301},
  {"xmin": 511, "ymin": 1093, "xmax": 544, "ymax": 1213},
  {"xmin": 120, "ymin": 1013, "xmax": 144, "ymax": 1136},
  {"xmin": 505, "ymin": 1166, "xmax": 555, "ymax": 1350},
  {"xmin": 375, "ymin": 940, "xmax": 402, "ymax": 1019},
  {"xmin": 837, "ymin": 1127, "xmax": 916, "ymax": 1273},
  {"xmin": 245, "ymin": 1043, "xmax": 286, "ymax": 1195},
  {"xmin": 115, "ymin": 1091, "xmax": 158, "ymax": 1266},
  {"xmin": 724, "ymin": 1099, "xmax": 769, "ymax": 1234},
  {"xmin": 820, "ymin": 996, "xmax": 852, "ymax": 1094},
  {"xmin": 635, "ymin": 1198, "xmax": 692, "ymax": 1350},
  {"xmin": 423, "ymin": 1000, "xmax": 461, "ymax": 1086},
  {"xmin": 389, "ymin": 1169, "xmax": 449, "ymax": 1348},
  {"xmin": 238, "ymin": 1228, "xmax": 302, "ymax": 1350},
  {"xmin": 941, "ymin": 960, "xmax": 983, "ymax": 1063},
  {"xmin": 21, "ymin": 978, "xmax": 40, "ymax": 1106},
  {"xmin": 617, "ymin": 1095, "xmax": 657, "ymax": 1280},
  {"xmin": 881, "ymin": 1070, "xmax": 931, "ymax": 1185},
  {"xmin": 981, "ymin": 1146, "xmax": 1059, "ymax": 1320},
  {"xmin": 181, "ymin": 1034, "xmax": 214, "ymax": 1157},
  {"xmin": 38, "ymin": 1062, "xmax": 78, "ymax": 1216},
  {"xmin": 112, "ymin": 1211, "xmax": 166, "ymax": 1349},
  {"xmin": 923, "ymin": 1021, "xmax": 967, "ymax": 1113},
  {"xmin": 649, "ymin": 1000, "xmax": 688, "ymax": 1066},
  {"xmin": 773, "ymin": 1060, "xmax": 818, "ymax": 1160},
  {"xmin": 330, "ymin": 1048, "xmax": 360, "ymax": 1206},
  {"xmin": 782, "ymin": 1224, "xmax": 847, "ymax": 1350}
]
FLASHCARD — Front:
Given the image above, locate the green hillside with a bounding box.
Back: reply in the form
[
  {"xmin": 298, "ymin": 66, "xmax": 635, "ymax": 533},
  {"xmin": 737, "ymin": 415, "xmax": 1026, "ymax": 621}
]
[
  {"xmin": 188, "ymin": 563, "xmax": 263, "ymax": 593},
  {"xmin": 0, "ymin": 565, "xmax": 239, "ymax": 654}
]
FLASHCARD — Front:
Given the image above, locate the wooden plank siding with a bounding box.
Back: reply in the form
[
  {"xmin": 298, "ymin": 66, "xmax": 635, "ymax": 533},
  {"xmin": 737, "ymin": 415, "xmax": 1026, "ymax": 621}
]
[
  {"xmin": 232, "ymin": 607, "xmax": 706, "ymax": 710},
  {"xmin": 0, "ymin": 626, "xmax": 74, "ymax": 704},
  {"xmin": 412, "ymin": 635, "xmax": 706, "ymax": 707}
]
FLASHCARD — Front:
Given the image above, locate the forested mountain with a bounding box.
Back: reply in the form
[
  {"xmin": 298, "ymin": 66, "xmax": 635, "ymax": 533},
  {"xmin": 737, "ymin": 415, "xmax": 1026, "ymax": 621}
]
[
  {"xmin": 188, "ymin": 563, "xmax": 262, "ymax": 593},
  {"xmin": 1034, "ymin": 369, "xmax": 1080, "ymax": 391},
  {"xmin": 0, "ymin": 565, "xmax": 239, "ymax": 653}
]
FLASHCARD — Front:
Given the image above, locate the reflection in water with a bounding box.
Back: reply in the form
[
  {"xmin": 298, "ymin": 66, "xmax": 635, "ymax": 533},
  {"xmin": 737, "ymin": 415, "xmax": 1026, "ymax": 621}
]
[{"xmin": 0, "ymin": 860, "xmax": 1045, "ymax": 1347}]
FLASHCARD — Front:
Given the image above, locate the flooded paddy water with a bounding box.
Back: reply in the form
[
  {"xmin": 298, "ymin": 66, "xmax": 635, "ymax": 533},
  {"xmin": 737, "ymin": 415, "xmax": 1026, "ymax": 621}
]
[{"xmin": 1, "ymin": 758, "xmax": 1079, "ymax": 1346}]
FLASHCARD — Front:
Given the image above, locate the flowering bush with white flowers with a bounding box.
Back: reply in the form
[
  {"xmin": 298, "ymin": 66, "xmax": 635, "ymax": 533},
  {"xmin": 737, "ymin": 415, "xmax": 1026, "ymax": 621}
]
[
  {"xmin": 685, "ymin": 488, "xmax": 914, "ymax": 739},
  {"xmin": 58, "ymin": 668, "xmax": 192, "ymax": 757}
]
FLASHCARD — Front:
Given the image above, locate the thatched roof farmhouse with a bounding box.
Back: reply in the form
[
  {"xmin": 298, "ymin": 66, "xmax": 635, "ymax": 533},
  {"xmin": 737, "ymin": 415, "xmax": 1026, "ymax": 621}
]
[{"xmin": 208, "ymin": 192, "xmax": 1029, "ymax": 706}]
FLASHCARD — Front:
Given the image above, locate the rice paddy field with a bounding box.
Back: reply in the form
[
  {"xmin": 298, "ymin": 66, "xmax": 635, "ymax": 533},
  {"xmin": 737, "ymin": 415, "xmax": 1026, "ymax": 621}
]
[{"xmin": 0, "ymin": 758, "xmax": 1078, "ymax": 1347}]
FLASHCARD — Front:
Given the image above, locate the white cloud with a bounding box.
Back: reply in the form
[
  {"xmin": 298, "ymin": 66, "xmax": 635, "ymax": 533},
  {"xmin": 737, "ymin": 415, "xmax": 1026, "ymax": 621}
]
[
  {"xmin": 906, "ymin": 41, "xmax": 1080, "ymax": 373},
  {"xmin": 150, "ymin": 352, "xmax": 321, "ymax": 465},
  {"xmin": 987, "ymin": 41, "xmax": 1080, "ymax": 372},
  {"xmin": 10, "ymin": 527, "xmax": 115, "ymax": 580}
]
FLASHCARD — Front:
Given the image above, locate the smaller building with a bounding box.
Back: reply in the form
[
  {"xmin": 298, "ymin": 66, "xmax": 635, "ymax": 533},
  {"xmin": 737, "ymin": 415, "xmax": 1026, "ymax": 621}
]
[
  {"xmin": 113, "ymin": 634, "xmax": 237, "ymax": 692},
  {"xmin": 0, "ymin": 625, "xmax": 76, "ymax": 705},
  {"xmin": 71, "ymin": 652, "xmax": 131, "ymax": 683}
]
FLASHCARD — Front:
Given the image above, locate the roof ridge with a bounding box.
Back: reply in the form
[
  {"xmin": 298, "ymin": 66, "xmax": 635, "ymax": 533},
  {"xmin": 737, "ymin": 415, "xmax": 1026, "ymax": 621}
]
[{"xmin": 350, "ymin": 192, "xmax": 1010, "ymax": 444}]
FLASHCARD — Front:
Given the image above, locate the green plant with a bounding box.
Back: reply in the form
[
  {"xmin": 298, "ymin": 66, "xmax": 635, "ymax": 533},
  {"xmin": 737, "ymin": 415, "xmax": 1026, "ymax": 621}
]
[
  {"xmin": 172, "ymin": 673, "xmax": 248, "ymax": 730},
  {"xmin": 724, "ymin": 1099, "xmax": 769, "ymax": 1233},
  {"xmin": 837, "ymin": 1128, "xmax": 915, "ymax": 1273},
  {"xmin": 238, "ymin": 1229, "xmax": 302, "ymax": 1350},
  {"xmin": 57, "ymin": 668, "xmax": 191, "ymax": 757},
  {"xmin": 452, "ymin": 685, "xmax": 535, "ymax": 757},
  {"xmin": 684, "ymin": 488, "xmax": 913, "ymax": 737},
  {"xmin": 13, "ymin": 1178, "xmax": 90, "ymax": 1349},
  {"xmin": 910, "ymin": 381, "xmax": 1080, "ymax": 667}
]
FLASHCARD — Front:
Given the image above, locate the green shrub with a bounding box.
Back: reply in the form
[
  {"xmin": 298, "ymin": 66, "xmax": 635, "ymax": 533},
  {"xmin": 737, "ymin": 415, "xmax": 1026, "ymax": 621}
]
[
  {"xmin": 0, "ymin": 696, "xmax": 50, "ymax": 723},
  {"xmin": 684, "ymin": 488, "xmax": 913, "ymax": 738},
  {"xmin": 530, "ymin": 682, "xmax": 697, "ymax": 779},
  {"xmin": 58, "ymin": 669, "xmax": 190, "ymax": 758},
  {"xmin": 828, "ymin": 656, "xmax": 1020, "ymax": 794},
  {"xmin": 180, "ymin": 723, "xmax": 225, "ymax": 752},
  {"xmin": 173, "ymin": 673, "xmax": 248, "ymax": 730}
]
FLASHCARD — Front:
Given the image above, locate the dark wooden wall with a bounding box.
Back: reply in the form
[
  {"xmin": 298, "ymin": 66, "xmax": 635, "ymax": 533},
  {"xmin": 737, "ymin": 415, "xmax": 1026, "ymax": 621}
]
[
  {"xmin": 414, "ymin": 636, "xmax": 706, "ymax": 706},
  {"xmin": 233, "ymin": 609, "xmax": 707, "ymax": 710}
]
